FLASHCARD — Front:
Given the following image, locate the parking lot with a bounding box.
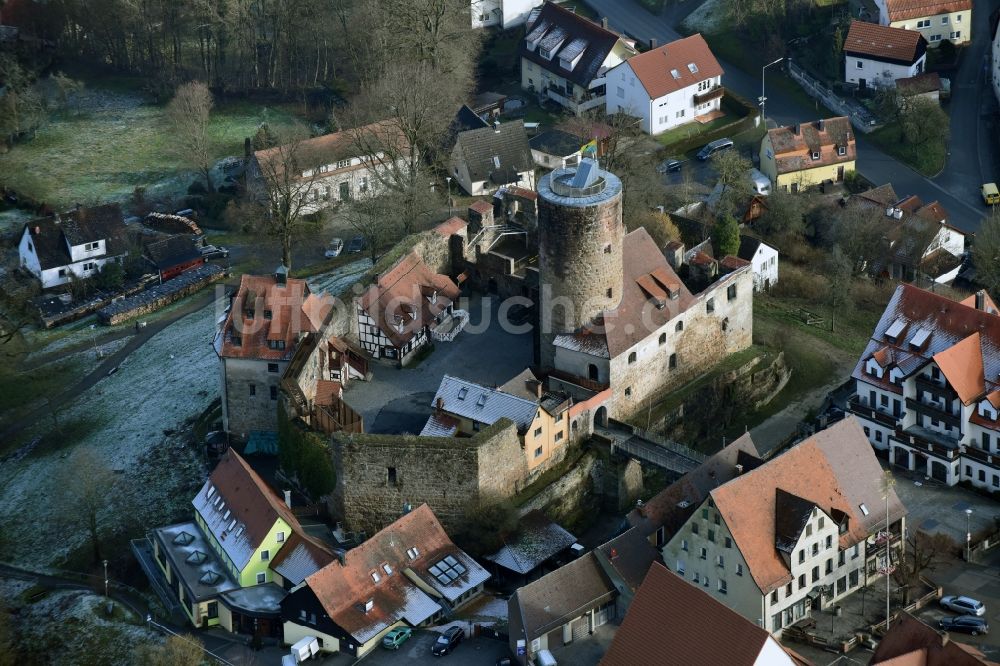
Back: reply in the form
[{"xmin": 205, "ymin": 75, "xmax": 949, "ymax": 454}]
[
  {"xmin": 343, "ymin": 295, "xmax": 535, "ymax": 433},
  {"xmin": 888, "ymin": 464, "xmax": 1000, "ymax": 546},
  {"xmin": 358, "ymin": 631, "xmax": 510, "ymax": 666}
]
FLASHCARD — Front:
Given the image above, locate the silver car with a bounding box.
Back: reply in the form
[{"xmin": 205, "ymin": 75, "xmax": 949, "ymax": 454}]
[{"xmin": 941, "ymin": 595, "xmax": 986, "ymax": 616}]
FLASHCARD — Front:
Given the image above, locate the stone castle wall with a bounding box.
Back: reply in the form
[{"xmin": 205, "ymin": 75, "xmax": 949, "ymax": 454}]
[{"xmin": 329, "ymin": 420, "xmax": 527, "ymax": 534}]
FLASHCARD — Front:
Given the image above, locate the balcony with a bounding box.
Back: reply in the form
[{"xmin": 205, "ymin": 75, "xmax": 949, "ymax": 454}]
[
  {"xmin": 914, "ymin": 376, "xmax": 954, "ymax": 403},
  {"xmin": 894, "ymin": 426, "xmax": 960, "ymax": 459},
  {"xmin": 693, "ymin": 85, "xmax": 725, "ymax": 106},
  {"xmin": 905, "ymin": 397, "xmax": 962, "ymax": 429},
  {"xmin": 848, "ymin": 396, "xmax": 898, "ymax": 428},
  {"xmin": 544, "ymin": 87, "xmax": 604, "ymax": 114},
  {"xmin": 961, "ymin": 444, "xmax": 995, "ymax": 466}
]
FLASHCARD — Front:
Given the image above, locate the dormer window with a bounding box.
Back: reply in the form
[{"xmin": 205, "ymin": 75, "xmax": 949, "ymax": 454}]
[
  {"xmin": 811, "ymin": 151, "xmax": 820, "ymax": 161},
  {"xmin": 458, "ymin": 387, "xmax": 468, "ymax": 400},
  {"xmin": 363, "ymin": 599, "xmax": 374, "ymax": 613},
  {"xmin": 267, "ymin": 339, "xmax": 286, "ymax": 351},
  {"xmin": 837, "ymin": 146, "xmax": 847, "ymax": 156},
  {"xmin": 670, "ymin": 69, "xmax": 680, "ymax": 79},
  {"xmin": 263, "ymin": 309, "xmax": 272, "ymax": 320},
  {"xmin": 382, "ymin": 563, "xmax": 393, "ymax": 575}
]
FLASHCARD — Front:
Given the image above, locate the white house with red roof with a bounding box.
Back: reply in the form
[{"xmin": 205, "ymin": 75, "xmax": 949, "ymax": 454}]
[
  {"xmin": 214, "ymin": 266, "xmax": 333, "ymax": 438},
  {"xmin": 843, "ymin": 20, "xmax": 927, "ymax": 89},
  {"xmin": 849, "ymin": 285, "xmax": 1000, "ymax": 487},
  {"xmin": 605, "ymin": 33, "xmax": 724, "ymax": 135}
]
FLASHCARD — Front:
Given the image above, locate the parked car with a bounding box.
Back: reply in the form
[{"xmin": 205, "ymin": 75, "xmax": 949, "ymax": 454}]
[
  {"xmin": 496, "ymin": 658, "xmax": 513, "ymax": 666},
  {"xmin": 939, "ymin": 615, "xmax": 989, "ymax": 635},
  {"xmin": 656, "ymin": 158, "xmax": 683, "ymax": 173},
  {"xmin": 982, "ymin": 183, "xmax": 999, "ymax": 205},
  {"xmin": 381, "ymin": 627, "xmax": 412, "ymax": 650},
  {"xmin": 347, "ymin": 236, "xmax": 366, "ymax": 253},
  {"xmin": 325, "ymin": 238, "xmax": 344, "ymax": 258},
  {"xmin": 697, "ymin": 138, "xmax": 734, "ymax": 161},
  {"xmin": 431, "ymin": 627, "xmax": 464, "ymax": 656},
  {"xmin": 200, "ymin": 244, "xmax": 229, "ymax": 259},
  {"xmin": 941, "ymin": 595, "xmax": 986, "ymax": 616}
]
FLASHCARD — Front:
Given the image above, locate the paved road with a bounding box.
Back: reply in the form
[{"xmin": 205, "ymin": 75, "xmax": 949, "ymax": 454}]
[{"xmin": 582, "ymin": 0, "xmax": 993, "ymax": 233}]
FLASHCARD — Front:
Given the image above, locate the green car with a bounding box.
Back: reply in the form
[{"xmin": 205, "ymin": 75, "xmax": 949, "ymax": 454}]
[{"xmin": 382, "ymin": 627, "xmax": 412, "ymax": 650}]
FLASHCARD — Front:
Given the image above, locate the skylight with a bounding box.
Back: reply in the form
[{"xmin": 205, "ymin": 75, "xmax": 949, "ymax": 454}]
[
  {"xmin": 477, "ymin": 394, "xmax": 488, "ymax": 407},
  {"xmin": 429, "ymin": 555, "xmax": 468, "ymax": 586},
  {"xmin": 909, "ymin": 327, "xmax": 931, "ymax": 349},
  {"xmin": 670, "ymin": 69, "xmax": 680, "ymax": 79},
  {"xmin": 859, "ymin": 503, "xmax": 870, "ymax": 516},
  {"xmin": 199, "ymin": 571, "xmax": 221, "ymax": 585},
  {"xmin": 687, "ymin": 62, "xmax": 699, "ymax": 74},
  {"xmin": 458, "ymin": 387, "xmax": 469, "ymax": 400},
  {"xmin": 885, "ymin": 318, "xmax": 906, "ymax": 341}
]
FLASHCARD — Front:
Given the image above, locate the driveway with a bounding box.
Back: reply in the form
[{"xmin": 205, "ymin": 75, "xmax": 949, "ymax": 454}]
[
  {"xmin": 343, "ymin": 295, "xmax": 535, "ymax": 432},
  {"xmin": 581, "ymin": 0, "xmax": 989, "ymax": 233}
]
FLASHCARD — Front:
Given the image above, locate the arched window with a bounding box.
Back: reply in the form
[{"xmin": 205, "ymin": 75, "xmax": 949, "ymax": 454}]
[
  {"xmin": 628, "ymin": 351, "xmax": 637, "ymax": 364},
  {"xmin": 676, "ymin": 320, "xmax": 684, "ymax": 332},
  {"xmin": 658, "ymin": 332, "xmax": 667, "ymax": 345}
]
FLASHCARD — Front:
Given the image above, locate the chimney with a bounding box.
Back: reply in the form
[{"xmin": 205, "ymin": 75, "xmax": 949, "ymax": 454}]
[
  {"xmin": 436, "ymin": 397, "xmax": 444, "ymax": 413},
  {"xmin": 275, "ymin": 264, "xmax": 288, "ymax": 286},
  {"xmin": 818, "ymin": 118, "xmax": 825, "ymax": 132},
  {"xmin": 33, "ymin": 225, "xmax": 40, "ymax": 235},
  {"xmin": 531, "ymin": 380, "xmax": 543, "ymax": 399},
  {"xmin": 976, "ymin": 290, "xmax": 985, "ymax": 310},
  {"xmin": 284, "ymin": 489, "xmax": 292, "ymax": 509},
  {"xmin": 793, "ymin": 123, "xmax": 801, "ymax": 135},
  {"xmin": 601, "ymin": 17, "xmax": 608, "ymax": 29},
  {"xmin": 494, "ymin": 120, "xmax": 501, "ymax": 133},
  {"xmin": 735, "ymin": 463, "xmax": 744, "ymax": 475},
  {"xmin": 649, "ymin": 38, "xmax": 657, "ymax": 49}
]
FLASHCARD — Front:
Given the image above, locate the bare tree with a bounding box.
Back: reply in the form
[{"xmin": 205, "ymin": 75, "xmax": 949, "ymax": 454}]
[
  {"xmin": 56, "ymin": 447, "xmax": 116, "ymax": 564},
  {"xmin": 247, "ymin": 124, "xmax": 318, "ymax": 271},
  {"xmin": 891, "ymin": 531, "xmax": 955, "ymax": 605},
  {"xmin": 166, "ymin": 81, "xmax": 215, "ymax": 192},
  {"xmin": 135, "ymin": 634, "xmax": 205, "ymax": 666},
  {"xmin": 973, "ymin": 207, "xmax": 1000, "ymax": 299},
  {"xmin": 341, "ymin": 189, "xmax": 401, "ymax": 266},
  {"xmin": 826, "ymin": 247, "xmax": 854, "ymax": 332},
  {"xmin": 835, "ymin": 204, "xmax": 887, "ymax": 276},
  {"xmin": 710, "ymin": 149, "xmax": 753, "ymax": 219}
]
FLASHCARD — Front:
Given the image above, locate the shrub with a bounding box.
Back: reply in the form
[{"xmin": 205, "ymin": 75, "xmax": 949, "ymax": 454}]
[
  {"xmin": 94, "ymin": 262, "xmax": 125, "ymax": 290},
  {"xmin": 773, "ymin": 264, "xmax": 827, "ymax": 301}
]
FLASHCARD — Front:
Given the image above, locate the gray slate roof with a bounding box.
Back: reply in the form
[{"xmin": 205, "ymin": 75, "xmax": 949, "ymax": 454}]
[
  {"xmin": 432, "ymin": 374, "xmax": 539, "ymax": 433},
  {"xmin": 520, "ymin": 2, "xmax": 624, "ymax": 88},
  {"xmin": 529, "ymin": 129, "xmax": 583, "ymax": 157},
  {"xmin": 485, "ymin": 511, "xmax": 577, "ymax": 574},
  {"xmin": 512, "ymin": 551, "xmax": 614, "ymax": 637},
  {"xmin": 454, "ymin": 121, "xmax": 534, "ymax": 185}
]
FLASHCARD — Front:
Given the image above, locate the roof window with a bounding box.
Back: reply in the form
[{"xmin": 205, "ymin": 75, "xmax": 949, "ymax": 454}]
[
  {"xmin": 811, "ymin": 151, "xmax": 820, "ymax": 160},
  {"xmin": 885, "ymin": 318, "xmax": 906, "ymax": 342},
  {"xmin": 173, "ymin": 531, "xmax": 195, "ymax": 546},
  {"xmin": 364, "ymin": 599, "xmax": 374, "ymax": 613},
  {"xmin": 186, "ymin": 550, "xmax": 207, "ymax": 565},
  {"xmin": 908, "ymin": 327, "xmax": 931, "ymax": 350},
  {"xmin": 382, "ymin": 563, "xmax": 393, "ymax": 575},
  {"xmin": 670, "ymin": 69, "xmax": 680, "ymax": 79},
  {"xmin": 371, "ymin": 570, "xmax": 381, "ymax": 583},
  {"xmin": 687, "ymin": 63, "xmax": 699, "ymax": 74},
  {"xmin": 429, "ymin": 555, "xmax": 468, "ymax": 585},
  {"xmin": 859, "ymin": 503, "xmax": 869, "ymax": 516},
  {"xmin": 407, "ymin": 547, "xmax": 420, "ymax": 560},
  {"xmin": 477, "ymin": 394, "xmax": 488, "ymax": 407},
  {"xmin": 458, "ymin": 387, "xmax": 468, "ymax": 400},
  {"xmin": 200, "ymin": 571, "xmax": 221, "ymax": 585}
]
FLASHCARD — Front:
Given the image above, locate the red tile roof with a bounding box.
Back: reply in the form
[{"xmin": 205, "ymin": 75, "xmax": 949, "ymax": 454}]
[
  {"xmin": 303, "ymin": 504, "xmax": 482, "ymax": 643},
  {"xmin": 434, "ymin": 217, "xmax": 468, "ymax": 237},
  {"xmin": 709, "ymin": 418, "xmax": 903, "ymax": 594},
  {"xmin": 933, "ymin": 332, "xmax": 984, "ymax": 405},
  {"xmin": 844, "ymin": 20, "xmax": 926, "ymax": 64},
  {"xmin": 601, "ymin": 563, "xmax": 800, "ymax": 666},
  {"xmin": 359, "ymin": 252, "xmax": 460, "ymax": 349},
  {"xmin": 253, "ymin": 120, "xmax": 409, "ymax": 180},
  {"xmin": 217, "ymin": 274, "xmax": 332, "ymax": 361},
  {"xmin": 624, "ymin": 33, "xmax": 723, "ymax": 100},
  {"xmin": 960, "ymin": 291, "xmax": 999, "ymax": 315},
  {"xmin": 314, "ymin": 380, "xmax": 343, "ymax": 407},
  {"xmin": 766, "ymin": 117, "xmax": 855, "ymax": 176},
  {"xmin": 506, "ymin": 185, "xmax": 539, "ymax": 200},
  {"xmin": 883, "ymin": 0, "xmax": 971, "ymax": 23},
  {"xmin": 207, "ymin": 449, "xmax": 303, "ymax": 551},
  {"xmin": 871, "ymin": 612, "xmax": 994, "ymax": 665}
]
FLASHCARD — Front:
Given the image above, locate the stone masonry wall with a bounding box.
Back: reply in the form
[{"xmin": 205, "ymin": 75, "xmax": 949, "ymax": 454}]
[
  {"xmin": 329, "ymin": 420, "xmax": 523, "ymax": 534},
  {"xmin": 224, "ymin": 356, "xmax": 287, "ymax": 438},
  {"xmin": 609, "ymin": 268, "xmax": 754, "ymax": 420}
]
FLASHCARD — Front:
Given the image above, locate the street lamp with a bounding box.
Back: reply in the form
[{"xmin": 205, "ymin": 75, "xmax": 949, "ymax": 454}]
[
  {"xmin": 965, "ymin": 508, "xmax": 973, "ymax": 561},
  {"xmin": 759, "ymin": 57, "xmax": 784, "ymax": 127},
  {"xmin": 103, "ymin": 559, "xmax": 109, "ymax": 600},
  {"xmin": 445, "ymin": 176, "xmax": 453, "ymax": 217}
]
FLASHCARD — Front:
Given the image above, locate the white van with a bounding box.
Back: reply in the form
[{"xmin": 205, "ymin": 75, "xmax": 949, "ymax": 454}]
[
  {"xmin": 536, "ymin": 649, "xmax": 558, "ymax": 666},
  {"xmin": 750, "ymin": 168, "xmax": 771, "ymax": 196}
]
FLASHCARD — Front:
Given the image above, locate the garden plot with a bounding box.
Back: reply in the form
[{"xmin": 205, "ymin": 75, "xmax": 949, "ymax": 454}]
[{"xmin": 0, "ymin": 299, "xmax": 218, "ymax": 567}]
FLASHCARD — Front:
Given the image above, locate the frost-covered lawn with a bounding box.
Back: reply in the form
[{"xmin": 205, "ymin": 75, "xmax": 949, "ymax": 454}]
[
  {"xmin": 1, "ymin": 579, "xmax": 161, "ymax": 665},
  {"xmin": 681, "ymin": 0, "xmax": 729, "ymax": 35},
  {"xmin": 1, "ymin": 86, "xmax": 298, "ymax": 207},
  {"xmin": 0, "ymin": 298, "xmax": 220, "ymax": 567}
]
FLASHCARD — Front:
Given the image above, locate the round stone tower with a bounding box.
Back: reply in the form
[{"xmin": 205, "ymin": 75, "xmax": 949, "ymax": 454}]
[{"xmin": 537, "ymin": 158, "xmax": 624, "ymax": 369}]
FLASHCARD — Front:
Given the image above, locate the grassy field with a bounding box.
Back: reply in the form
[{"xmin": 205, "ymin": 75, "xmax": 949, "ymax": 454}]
[
  {"xmin": 0, "ymin": 88, "xmax": 298, "ymax": 207},
  {"xmin": 867, "ymin": 124, "xmax": 947, "ymax": 178}
]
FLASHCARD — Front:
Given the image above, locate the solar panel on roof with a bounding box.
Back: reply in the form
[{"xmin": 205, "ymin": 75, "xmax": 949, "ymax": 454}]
[
  {"xmin": 454, "ymin": 563, "xmax": 467, "ymax": 575},
  {"xmin": 444, "ymin": 555, "xmax": 458, "ymax": 566},
  {"xmin": 571, "ymin": 159, "xmax": 599, "ymax": 188}
]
